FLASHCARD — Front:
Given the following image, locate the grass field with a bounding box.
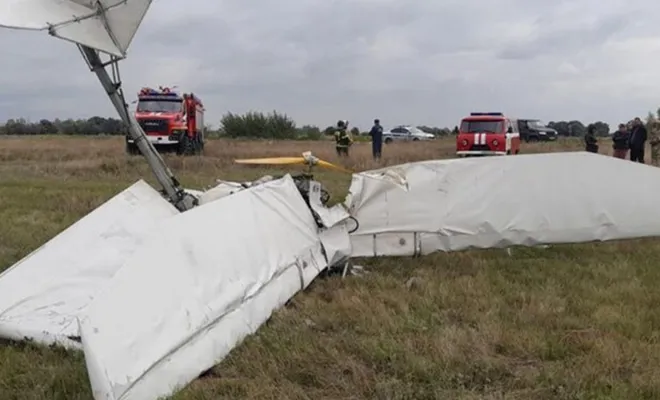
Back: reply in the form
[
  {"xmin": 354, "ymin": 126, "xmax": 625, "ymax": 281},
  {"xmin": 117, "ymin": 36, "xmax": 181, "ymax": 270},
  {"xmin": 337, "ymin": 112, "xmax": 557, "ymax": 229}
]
[{"xmin": 2, "ymin": 136, "xmax": 660, "ymax": 400}]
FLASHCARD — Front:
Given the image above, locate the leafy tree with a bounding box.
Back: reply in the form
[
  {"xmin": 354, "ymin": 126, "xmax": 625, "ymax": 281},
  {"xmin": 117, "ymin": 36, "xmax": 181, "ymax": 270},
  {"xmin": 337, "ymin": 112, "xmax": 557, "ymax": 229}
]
[
  {"xmin": 591, "ymin": 121, "xmax": 610, "ymax": 137},
  {"xmin": 219, "ymin": 110, "xmax": 296, "ymax": 139},
  {"xmin": 548, "ymin": 120, "xmax": 587, "ymax": 136},
  {"xmin": 296, "ymin": 125, "xmax": 322, "ymax": 140},
  {"xmin": 417, "ymin": 125, "xmax": 450, "ymax": 136},
  {"xmin": 0, "ymin": 116, "xmax": 127, "ymax": 135}
]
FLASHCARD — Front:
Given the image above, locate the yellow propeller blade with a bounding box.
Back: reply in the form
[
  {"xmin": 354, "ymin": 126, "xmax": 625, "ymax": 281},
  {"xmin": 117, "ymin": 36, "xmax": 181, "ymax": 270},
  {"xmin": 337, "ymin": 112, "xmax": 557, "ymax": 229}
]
[
  {"xmin": 316, "ymin": 159, "xmax": 353, "ymax": 173},
  {"xmin": 234, "ymin": 157, "xmax": 306, "ymax": 166},
  {"xmin": 234, "ymin": 155, "xmax": 353, "ymax": 173}
]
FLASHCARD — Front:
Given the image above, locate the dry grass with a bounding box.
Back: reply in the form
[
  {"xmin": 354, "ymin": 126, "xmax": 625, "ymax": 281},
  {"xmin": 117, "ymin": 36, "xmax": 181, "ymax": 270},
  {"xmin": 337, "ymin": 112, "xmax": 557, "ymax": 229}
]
[{"xmin": 1, "ymin": 136, "xmax": 660, "ymax": 400}]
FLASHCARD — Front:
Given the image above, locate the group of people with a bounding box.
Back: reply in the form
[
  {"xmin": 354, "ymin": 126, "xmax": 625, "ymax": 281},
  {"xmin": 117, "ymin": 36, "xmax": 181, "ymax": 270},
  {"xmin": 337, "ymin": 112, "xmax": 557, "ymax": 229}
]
[
  {"xmin": 333, "ymin": 119, "xmax": 384, "ymax": 160},
  {"xmin": 336, "ymin": 117, "xmax": 660, "ymax": 166},
  {"xmin": 584, "ymin": 117, "xmax": 660, "ymax": 165}
]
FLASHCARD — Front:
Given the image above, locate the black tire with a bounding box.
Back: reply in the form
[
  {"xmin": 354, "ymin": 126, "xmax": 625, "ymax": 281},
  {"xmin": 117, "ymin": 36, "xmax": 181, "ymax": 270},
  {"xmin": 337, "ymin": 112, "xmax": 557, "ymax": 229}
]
[
  {"xmin": 198, "ymin": 133, "xmax": 205, "ymax": 155},
  {"xmin": 177, "ymin": 135, "xmax": 191, "ymax": 156},
  {"xmin": 385, "ymin": 137, "xmax": 393, "ymax": 144},
  {"xmin": 125, "ymin": 141, "xmax": 139, "ymax": 155},
  {"xmin": 413, "ymin": 137, "xmax": 419, "ymax": 141},
  {"xmin": 178, "ymin": 134, "xmax": 204, "ymax": 156}
]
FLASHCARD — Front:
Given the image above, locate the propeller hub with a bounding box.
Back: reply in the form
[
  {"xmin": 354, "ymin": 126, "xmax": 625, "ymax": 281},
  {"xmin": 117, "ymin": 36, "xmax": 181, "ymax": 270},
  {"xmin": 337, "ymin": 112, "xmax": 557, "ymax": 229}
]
[{"xmin": 301, "ymin": 151, "xmax": 319, "ymax": 165}]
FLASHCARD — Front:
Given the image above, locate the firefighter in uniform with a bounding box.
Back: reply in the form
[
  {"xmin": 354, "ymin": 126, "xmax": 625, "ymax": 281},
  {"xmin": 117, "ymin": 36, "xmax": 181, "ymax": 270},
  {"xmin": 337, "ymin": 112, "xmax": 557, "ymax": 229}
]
[
  {"xmin": 584, "ymin": 124, "xmax": 599, "ymax": 153},
  {"xmin": 334, "ymin": 120, "xmax": 353, "ymax": 157},
  {"xmin": 650, "ymin": 120, "xmax": 660, "ymax": 166}
]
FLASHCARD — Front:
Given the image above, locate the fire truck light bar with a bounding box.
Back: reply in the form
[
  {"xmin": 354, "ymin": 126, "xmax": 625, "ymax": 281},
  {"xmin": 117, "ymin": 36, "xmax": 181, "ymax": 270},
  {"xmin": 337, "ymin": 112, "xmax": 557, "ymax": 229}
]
[
  {"xmin": 470, "ymin": 112, "xmax": 504, "ymax": 116},
  {"xmin": 138, "ymin": 87, "xmax": 179, "ymax": 97}
]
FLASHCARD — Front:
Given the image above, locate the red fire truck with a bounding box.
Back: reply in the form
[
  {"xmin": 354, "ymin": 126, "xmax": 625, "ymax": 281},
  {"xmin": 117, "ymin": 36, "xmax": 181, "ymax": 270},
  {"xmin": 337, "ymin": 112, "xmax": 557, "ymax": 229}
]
[
  {"xmin": 126, "ymin": 86, "xmax": 205, "ymax": 156},
  {"xmin": 456, "ymin": 112, "xmax": 521, "ymax": 157}
]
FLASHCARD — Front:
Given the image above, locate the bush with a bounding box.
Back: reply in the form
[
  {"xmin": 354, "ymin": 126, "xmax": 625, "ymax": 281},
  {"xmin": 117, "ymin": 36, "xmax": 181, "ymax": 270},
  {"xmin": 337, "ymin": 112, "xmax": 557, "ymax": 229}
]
[
  {"xmin": 296, "ymin": 125, "xmax": 323, "ymax": 140},
  {"xmin": 220, "ymin": 110, "xmax": 297, "ymax": 139}
]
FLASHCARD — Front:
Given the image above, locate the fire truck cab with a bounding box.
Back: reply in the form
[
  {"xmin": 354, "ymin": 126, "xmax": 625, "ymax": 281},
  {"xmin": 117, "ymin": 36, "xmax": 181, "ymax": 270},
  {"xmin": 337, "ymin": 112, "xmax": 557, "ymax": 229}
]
[
  {"xmin": 127, "ymin": 86, "xmax": 205, "ymax": 156},
  {"xmin": 456, "ymin": 112, "xmax": 521, "ymax": 157}
]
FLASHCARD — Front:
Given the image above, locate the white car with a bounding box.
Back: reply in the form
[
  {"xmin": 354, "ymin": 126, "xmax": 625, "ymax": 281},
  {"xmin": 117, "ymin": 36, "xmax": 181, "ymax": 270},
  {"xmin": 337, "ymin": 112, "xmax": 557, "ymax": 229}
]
[{"xmin": 383, "ymin": 125, "xmax": 435, "ymax": 143}]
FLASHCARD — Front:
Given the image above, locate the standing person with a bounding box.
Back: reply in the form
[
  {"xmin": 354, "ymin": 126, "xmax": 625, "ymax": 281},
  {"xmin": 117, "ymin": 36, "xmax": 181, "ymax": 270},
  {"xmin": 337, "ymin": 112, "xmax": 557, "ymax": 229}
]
[
  {"xmin": 612, "ymin": 123, "xmax": 630, "ymax": 159},
  {"xmin": 629, "ymin": 117, "xmax": 648, "ymax": 163},
  {"xmin": 369, "ymin": 118, "xmax": 383, "ymax": 160},
  {"xmin": 334, "ymin": 119, "xmax": 353, "ymax": 157},
  {"xmin": 584, "ymin": 124, "xmax": 599, "ymax": 153},
  {"xmin": 650, "ymin": 120, "xmax": 660, "ymax": 166}
]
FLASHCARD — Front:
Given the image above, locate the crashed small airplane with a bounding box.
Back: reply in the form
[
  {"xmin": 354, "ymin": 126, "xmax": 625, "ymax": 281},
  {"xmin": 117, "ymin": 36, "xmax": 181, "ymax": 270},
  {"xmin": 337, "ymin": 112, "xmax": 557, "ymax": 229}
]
[
  {"xmin": 4, "ymin": 150, "xmax": 660, "ymax": 399},
  {"xmin": 4, "ymin": 1, "xmax": 660, "ymax": 400}
]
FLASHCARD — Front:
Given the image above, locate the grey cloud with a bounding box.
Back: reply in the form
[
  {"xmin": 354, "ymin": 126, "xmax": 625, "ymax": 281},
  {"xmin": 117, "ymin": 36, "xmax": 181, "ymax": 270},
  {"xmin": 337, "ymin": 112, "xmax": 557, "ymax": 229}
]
[
  {"xmin": 1, "ymin": 0, "xmax": 660, "ymax": 130},
  {"xmin": 497, "ymin": 12, "xmax": 631, "ymax": 60}
]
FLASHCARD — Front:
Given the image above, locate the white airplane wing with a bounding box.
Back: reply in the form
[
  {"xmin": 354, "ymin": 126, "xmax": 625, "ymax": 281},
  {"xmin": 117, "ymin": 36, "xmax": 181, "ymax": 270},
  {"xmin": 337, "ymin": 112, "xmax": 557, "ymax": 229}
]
[
  {"xmin": 0, "ymin": 0, "xmax": 151, "ymax": 57},
  {"xmin": 347, "ymin": 152, "xmax": 660, "ymax": 256}
]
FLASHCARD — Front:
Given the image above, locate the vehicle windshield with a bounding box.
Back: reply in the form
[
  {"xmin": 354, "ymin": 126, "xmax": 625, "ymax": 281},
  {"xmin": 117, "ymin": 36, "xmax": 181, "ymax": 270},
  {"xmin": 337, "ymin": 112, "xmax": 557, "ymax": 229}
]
[
  {"xmin": 527, "ymin": 120, "xmax": 546, "ymax": 129},
  {"xmin": 136, "ymin": 99, "xmax": 182, "ymax": 113},
  {"xmin": 460, "ymin": 120, "xmax": 504, "ymax": 133},
  {"xmin": 408, "ymin": 127, "xmax": 425, "ymax": 134}
]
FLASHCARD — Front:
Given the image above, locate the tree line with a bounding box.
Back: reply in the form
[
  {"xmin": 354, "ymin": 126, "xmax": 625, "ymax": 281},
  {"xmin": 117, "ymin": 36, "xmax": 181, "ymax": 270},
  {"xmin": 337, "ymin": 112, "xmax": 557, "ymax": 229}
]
[
  {"xmin": 0, "ymin": 117, "xmax": 126, "ymax": 136},
  {"xmin": 0, "ymin": 111, "xmax": 649, "ymax": 139}
]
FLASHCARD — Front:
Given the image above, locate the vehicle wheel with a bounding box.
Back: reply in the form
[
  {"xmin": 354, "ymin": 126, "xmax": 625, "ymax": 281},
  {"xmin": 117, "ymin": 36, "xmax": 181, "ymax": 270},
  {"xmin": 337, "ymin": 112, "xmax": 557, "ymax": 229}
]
[
  {"xmin": 178, "ymin": 135, "xmax": 195, "ymax": 156},
  {"xmin": 515, "ymin": 149, "xmax": 520, "ymax": 154},
  {"xmin": 125, "ymin": 141, "xmax": 139, "ymax": 155},
  {"xmin": 194, "ymin": 136, "xmax": 204, "ymax": 155},
  {"xmin": 413, "ymin": 137, "xmax": 419, "ymax": 141},
  {"xmin": 197, "ymin": 138, "xmax": 204, "ymax": 155},
  {"xmin": 385, "ymin": 138, "xmax": 393, "ymax": 144},
  {"xmin": 506, "ymin": 150, "xmax": 511, "ymax": 155}
]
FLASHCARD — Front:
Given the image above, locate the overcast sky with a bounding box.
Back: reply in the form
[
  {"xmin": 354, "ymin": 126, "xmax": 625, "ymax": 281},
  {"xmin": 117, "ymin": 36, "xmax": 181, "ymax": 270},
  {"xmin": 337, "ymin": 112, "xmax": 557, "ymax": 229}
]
[{"xmin": 1, "ymin": 0, "xmax": 659, "ymax": 131}]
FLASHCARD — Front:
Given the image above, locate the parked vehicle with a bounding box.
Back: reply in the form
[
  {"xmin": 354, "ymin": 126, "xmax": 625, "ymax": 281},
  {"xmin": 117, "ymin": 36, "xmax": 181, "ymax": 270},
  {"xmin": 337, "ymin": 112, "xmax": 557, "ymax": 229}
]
[
  {"xmin": 517, "ymin": 119, "xmax": 558, "ymax": 142},
  {"xmin": 456, "ymin": 112, "xmax": 521, "ymax": 157},
  {"xmin": 126, "ymin": 86, "xmax": 205, "ymax": 156},
  {"xmin": 383, "ymin": 125, "xmax": 435, "ymax": 144}
]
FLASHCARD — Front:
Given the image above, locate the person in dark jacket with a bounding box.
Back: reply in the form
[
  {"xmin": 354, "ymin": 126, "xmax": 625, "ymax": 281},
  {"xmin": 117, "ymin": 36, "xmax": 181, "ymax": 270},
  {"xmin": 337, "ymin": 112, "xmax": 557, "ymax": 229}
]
[
  {"xmin": 629, "ymin": 117, "xmax": 647, "ymax": 163},
  {"xmin": 584, "ymin": 124, "xmax": 598, "ymax": 153},
  {"xmin": 612, "ymin": 123, "xmax": 630, "ymax": 159},
  {"xmin": 369, "ymin": 118, "xmax": 383, "ymax": 160}
]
